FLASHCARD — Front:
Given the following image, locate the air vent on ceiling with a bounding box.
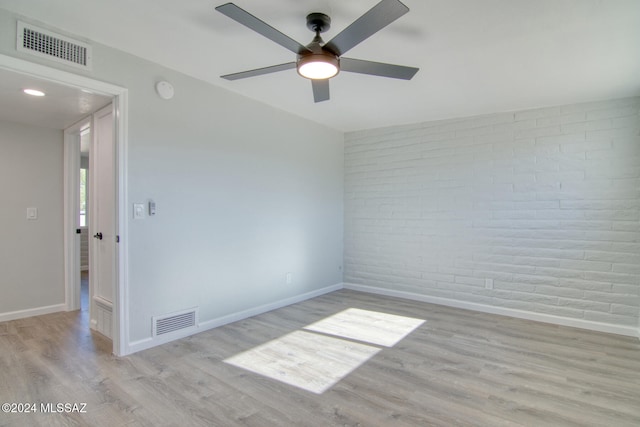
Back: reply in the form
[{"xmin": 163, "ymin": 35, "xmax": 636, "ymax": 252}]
[
  {"xmin": 152, "ymin": 308, "xmax": 198, "ymax": 337},
  {"xmin": 17, "ymin": 21, "xmax": 92, "ymax": 69}
]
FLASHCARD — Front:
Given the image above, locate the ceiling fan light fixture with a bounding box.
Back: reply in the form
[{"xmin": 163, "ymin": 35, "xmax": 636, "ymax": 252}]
[
  {"xmin": 23, "ymin": 88, "xmax": 45, "ymax": 97},
  {"xmin": 297, "ymin": 54, "xmax": 339, "ymax": 80},
  {"xmin": 216, "ymin": 1, "xmax": 419, "ymax": 101}
]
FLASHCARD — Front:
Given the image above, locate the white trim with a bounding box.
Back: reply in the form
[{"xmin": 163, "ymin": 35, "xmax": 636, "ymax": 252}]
[
  {"xmin": 114, "ymin": 90, "xmax": 130, "ymax": 355},
  {"xmin": 94, "ymin": 295, "xmax": 113, "ymax": 310},
  {"xmin": 0, "ymin": 53, "xmax": 129, "ymax": 356},
  {"xmin": 343, "ymin": 283, "xmax": 638, "ymax": 338},
  {"xmin": 0, "ymin": 54, "xmax": 119, "ymax": 96},
  {"xmin": 63, "ymin": 116, "xmax": 91, "ymax": 313},
  {"xmin": 0, "ymin": 304, "xmax": 66, "ymax": 323},
  {"xmin": 63, "ymin": 122, "xmax": 83, "ymax": 312},
  {"xmin": 128, "ymin": 283, "xmax": 344, "ymax": 354}
]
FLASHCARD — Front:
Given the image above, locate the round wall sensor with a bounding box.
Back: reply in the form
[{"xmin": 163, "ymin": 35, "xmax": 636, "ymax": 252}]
[{"xmin": 155, "ymin": 81, "xmax": 174, "ymax": 100}]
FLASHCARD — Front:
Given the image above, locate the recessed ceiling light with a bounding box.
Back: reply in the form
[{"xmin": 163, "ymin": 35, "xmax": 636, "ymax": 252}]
[{"xmin": 23, "ymin": 89, "xmax": 45, "ymax": 97}]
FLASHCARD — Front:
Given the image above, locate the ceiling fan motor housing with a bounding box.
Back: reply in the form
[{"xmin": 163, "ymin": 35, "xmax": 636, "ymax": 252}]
[{"xmin": 306, "ymin": 13, "xmax": 331, "ymax": 33}]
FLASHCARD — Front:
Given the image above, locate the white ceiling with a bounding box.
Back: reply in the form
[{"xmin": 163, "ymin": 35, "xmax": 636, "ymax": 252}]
[
  {"xmin": 1, "ymin": 0, "xmax": 639, "ymax": 132},
  {"xmin": 0, "ymin": 68, "xmax": 111, "ymax": 129}
]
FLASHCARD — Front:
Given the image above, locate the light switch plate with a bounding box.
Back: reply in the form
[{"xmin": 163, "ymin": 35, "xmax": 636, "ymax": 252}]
[
  {"xmin": 26, "ymin": 207, "xmax": 38, "ymax": 220},
  {"xmin": 133, "ymin": 203, "xmax": 145, "ymax": 219}
]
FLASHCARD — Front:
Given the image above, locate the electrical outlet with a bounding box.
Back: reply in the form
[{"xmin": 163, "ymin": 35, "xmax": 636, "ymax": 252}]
[
  {"xmin": 485, "ymin": 278, "xmax": 494, "ymax": 290},
  {"xmin": 286, "ymin": 272, "xmax": 292, "ymax": 285}
]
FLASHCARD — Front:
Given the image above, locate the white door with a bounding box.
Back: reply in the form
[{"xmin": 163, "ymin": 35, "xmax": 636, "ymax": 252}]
[{"xmin": 89, "ymin": 104, "xmax": 115, "ymax": 338}]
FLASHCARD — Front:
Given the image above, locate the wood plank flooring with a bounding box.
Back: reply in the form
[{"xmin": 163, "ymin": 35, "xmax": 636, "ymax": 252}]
[{"xmin": 1, "ymin": 289, "xmax": 639, "ymax": 426}]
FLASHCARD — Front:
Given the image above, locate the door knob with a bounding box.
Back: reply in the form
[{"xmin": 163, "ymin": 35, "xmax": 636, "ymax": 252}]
[{"xmin": 93, "ymin": 232, "xmax": 103, "ymax": 240}]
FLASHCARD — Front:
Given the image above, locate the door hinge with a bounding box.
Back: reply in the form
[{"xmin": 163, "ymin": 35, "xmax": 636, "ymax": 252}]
[{"xmin": 116, "ymin": 235, "xmax": 120, "ymax": 243}]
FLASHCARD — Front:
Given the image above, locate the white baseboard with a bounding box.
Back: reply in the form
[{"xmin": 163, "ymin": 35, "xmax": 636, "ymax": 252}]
[
  {"xmin": 343, "ymin": 283, "xmax": 639, "ymax": 338},
  {"xmin": 127, "ymin": 283, "xmax": 344, "ymax": 355},
  {"xmin": 0, "ymin": 304, "xmax": 66, "ymax": 323},
  {"xmin": 126, "ymin": 280, "xmax": 640, "ymax": 355}
]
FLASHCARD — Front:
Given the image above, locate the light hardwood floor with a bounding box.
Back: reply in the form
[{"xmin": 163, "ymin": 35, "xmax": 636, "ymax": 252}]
[{"xmin": 1, "ymin": 289, "xmax": 639, "ymax": 426}]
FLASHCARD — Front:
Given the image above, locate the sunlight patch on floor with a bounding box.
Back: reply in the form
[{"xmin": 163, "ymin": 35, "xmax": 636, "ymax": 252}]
[
  {"xmin": 304, "ymin": 308, "xmax": 426, "ymax": 347},
  {"xmin": 223, "ymin": 308, "xmax": 425, "ymax": 394},
  {"xmin": 224, "ymin": 330, "xmax": 380, "ymax": 394}
]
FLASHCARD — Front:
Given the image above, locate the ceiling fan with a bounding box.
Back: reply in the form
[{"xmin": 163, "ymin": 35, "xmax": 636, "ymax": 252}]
[{"xmin": 215, "ymin": 0, "xmax": 419, "ymax": 103}]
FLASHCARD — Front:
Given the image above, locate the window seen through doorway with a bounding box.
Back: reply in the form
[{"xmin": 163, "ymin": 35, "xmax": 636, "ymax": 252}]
[
  {"xmin": 79, "ymin": 168, "xmax": 87, "ymax": 227},
  {"xmin": 79, "ymin": 126, "xmax": 90, "ymax": 228}
]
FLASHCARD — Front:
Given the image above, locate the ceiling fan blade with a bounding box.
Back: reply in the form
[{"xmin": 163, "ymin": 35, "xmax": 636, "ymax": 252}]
[
  {"xmin": 216, "ymin": 3, "xmax": 311, "ymax": 54},
  {"xmin": 323, "ymin": 0, "xmax": 409, "ymax": 56},
  {"xmin": 311, "ymin": 79, "xmax": 330, "ymax": 103},
  {"xmin": 221, "ymin": 62, "xmax": 296, "ymax": 80},
  {"xmin": 340, "ymin": 58, "xmax": 419, "ymax": 80}
]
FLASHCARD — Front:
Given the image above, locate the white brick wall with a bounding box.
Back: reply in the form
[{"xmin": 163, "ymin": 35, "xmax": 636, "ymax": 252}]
[{"xmin": 344, "ymin": 97, "xmax": 640, "ymax": 331}]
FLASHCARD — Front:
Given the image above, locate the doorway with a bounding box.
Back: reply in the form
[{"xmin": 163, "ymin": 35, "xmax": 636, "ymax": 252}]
[
  {"xmin": 0, "ymin": 53, "xmax": 129, "ymax": 356},
  {"xmin": 66, "ymin": 109, "xmax": 115, "ymax": 340},
  {"xmin": 64, "ymin": 119, "xmax": 92, "ymax": 313},
  {"xmin": 65, "ymin": 103, "xmax": 118, "ymax": 345},
  {"xmin": 80, "ymin": 127, "xmax": 90, "ymax": 312}
]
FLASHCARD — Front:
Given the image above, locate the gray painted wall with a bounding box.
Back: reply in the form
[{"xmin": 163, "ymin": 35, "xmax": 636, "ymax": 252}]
[
  {"xmin": 345, "ymin": 97, "xmax": 640, "ymax": 331},
  {"xmin": 0, "ymin": 9, "xmax": 344, "ymax": 345},
  {"xmin": 0, "ymin": 119, "xmax": 64, "ymax": 313}
]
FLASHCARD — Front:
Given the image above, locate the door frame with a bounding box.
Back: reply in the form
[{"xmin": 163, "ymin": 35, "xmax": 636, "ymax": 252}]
[
  {"xmin": 63, "ymin": 118, "xmax": 89, "ymax": 312},
  {"xmin": 0, "ymin": 53, "xmax": 130, "ymax": 356}
]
